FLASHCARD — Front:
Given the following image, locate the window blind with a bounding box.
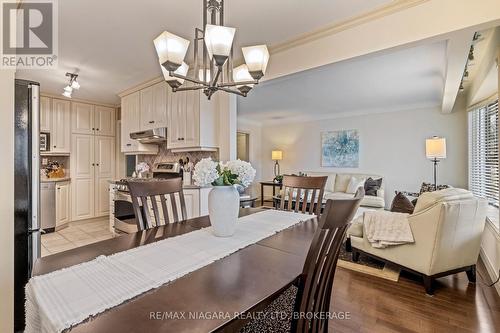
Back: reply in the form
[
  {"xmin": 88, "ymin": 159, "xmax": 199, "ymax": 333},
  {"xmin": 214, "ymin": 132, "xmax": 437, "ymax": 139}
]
[{"xmin": 468, "ymin": 99, "xmax": 499, "ymax": 207}]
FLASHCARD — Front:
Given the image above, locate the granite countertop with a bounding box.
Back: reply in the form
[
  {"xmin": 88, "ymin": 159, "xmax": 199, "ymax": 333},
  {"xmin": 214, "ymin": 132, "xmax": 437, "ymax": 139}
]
[{"xmin": 41, "ymin": 177, "xmax": 71, "ymax": 183}]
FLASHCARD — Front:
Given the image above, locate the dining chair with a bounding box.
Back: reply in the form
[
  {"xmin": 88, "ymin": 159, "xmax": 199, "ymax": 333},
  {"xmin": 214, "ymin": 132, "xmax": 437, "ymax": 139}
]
[
  {"xmin": 127, "ymin": 178, "xmax": 187, "ymax": 231},
  {"xmin": 240, "ymin": 187, "xmax": 364, "ymax": 333},
  {"xmin": 278, "ymin": 175, "xmax": 328, "ymax": 216}
]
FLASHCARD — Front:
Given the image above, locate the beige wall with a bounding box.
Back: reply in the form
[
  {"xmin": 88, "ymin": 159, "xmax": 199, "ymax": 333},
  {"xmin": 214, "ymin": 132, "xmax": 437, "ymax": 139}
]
[
  {"xmin": 237, "ymin": 119, "xmax": 262, "ymax": 197},
  {"xmin": 258, "ymin": 107, "xmax": 468, "ymax": 206},
  {"xmin": 0, "ymin": 70, "xmax": 15, "ymax": 332}
]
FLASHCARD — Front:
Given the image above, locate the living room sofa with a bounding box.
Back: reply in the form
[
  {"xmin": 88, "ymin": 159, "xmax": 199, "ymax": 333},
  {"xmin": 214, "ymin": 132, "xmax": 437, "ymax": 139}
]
[{"xmin": 305, "ymin": 172, "xmax": 385, "ymax": 208}]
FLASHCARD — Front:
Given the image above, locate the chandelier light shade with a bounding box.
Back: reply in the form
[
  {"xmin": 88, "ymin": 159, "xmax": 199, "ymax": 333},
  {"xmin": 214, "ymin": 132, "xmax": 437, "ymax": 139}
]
[
  {"xmin": 161, "ymin": 61, "xmax": 189, "ymax": 88},
  {"xmin": 204, "ymin": 24, "xmax": 236, "ymax": 66},
  {"xmin": 152, "ymin": 0, "xmax": 270, "ymax": 99},
  {"xmin": 154, "ymin": 31, "xmax": 190, "ymax": 71},
  {"xmin": 233, "ymin": 64, "xmax": 254, "ymax": 93},
  {"xmin": 242, "ymin": 45, "xmax": 270, "ymax": 80}
]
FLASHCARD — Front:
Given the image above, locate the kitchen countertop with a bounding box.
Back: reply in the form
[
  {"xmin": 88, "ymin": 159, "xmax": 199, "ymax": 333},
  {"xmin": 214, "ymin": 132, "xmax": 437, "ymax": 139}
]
[
  {"xmin": 41, "ymin": 177, "xmax": 71, "ymax": 183},
  {"xmin": 108, "ymin": 179, "xmax": 202, "ymax": 189}
]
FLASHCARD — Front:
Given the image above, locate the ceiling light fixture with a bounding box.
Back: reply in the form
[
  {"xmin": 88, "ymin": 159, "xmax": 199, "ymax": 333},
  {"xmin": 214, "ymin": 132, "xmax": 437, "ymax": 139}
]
[
  {"xmin": 62, "ymin": 73, "xmax": 80, "ymax": 98},
  {"xmin": 153, "ymin": 0, "xmax": 270, "ymax": 99}
]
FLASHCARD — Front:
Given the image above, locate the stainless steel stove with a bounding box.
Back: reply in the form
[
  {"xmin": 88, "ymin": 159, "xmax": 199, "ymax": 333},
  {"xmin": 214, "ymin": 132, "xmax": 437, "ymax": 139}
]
[{"xmin": 115, "ymin": 162, "xmax": 182, "ymax": 193}]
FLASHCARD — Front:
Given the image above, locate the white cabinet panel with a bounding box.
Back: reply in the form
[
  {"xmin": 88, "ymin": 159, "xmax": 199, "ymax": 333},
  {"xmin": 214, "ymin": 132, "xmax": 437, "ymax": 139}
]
[
  {"xmin": 56, "ymin": 181, "xmax": 70, "ymax": 227},
  {"xmin": 51, "ymin": 99, "xmax": 71, "ymax": 153},
  {"xmin": 140, "ymin": 85, "xmax": 155, "ymax": 130},
  {"xmin": 121, "ymin": 92, "xmax": 140, "ymax": 152},
  {"xmin": 183, "ymin": 189, "xmax": 200, "ymax": 219},
  {"xmin": 71, "ymin": 102, "xmax": 94, "ymax": 135},
  {"xmin": 94, "ymin": 106, "xmax": 115, "ymax": 136},
  {"xmin": 71, "ymin": 134, "xmax": 95, "ymax": 221},
  {"xmin": 40, "ymin": 96, "xmax": 51, "ymax": 132},
  {"xmin": 94, "ymin": 136, "xmax": 115, "ymax": 217},
  {"xmin": 152, "ymin": 81, "xmax": 168, "ymax": 128}
]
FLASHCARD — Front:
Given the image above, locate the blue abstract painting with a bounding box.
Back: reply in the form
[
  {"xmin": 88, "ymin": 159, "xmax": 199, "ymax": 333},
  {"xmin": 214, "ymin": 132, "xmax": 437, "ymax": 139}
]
[{"xmin": 321, "ymin": 130, "xmax": 359, "ymax": 168}]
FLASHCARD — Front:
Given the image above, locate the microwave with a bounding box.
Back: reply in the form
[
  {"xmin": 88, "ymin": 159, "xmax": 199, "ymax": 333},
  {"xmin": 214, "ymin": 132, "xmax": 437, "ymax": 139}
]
[{"xmin": 40, "ymin": 132, "xmax": 50, "ymax": 151}]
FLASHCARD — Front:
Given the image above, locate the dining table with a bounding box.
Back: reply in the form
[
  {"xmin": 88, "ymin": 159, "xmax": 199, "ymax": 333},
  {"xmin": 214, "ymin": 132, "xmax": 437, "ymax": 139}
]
[{"xmin": 33, "ymin": 208, "xmax": 319, "ymax": 332}]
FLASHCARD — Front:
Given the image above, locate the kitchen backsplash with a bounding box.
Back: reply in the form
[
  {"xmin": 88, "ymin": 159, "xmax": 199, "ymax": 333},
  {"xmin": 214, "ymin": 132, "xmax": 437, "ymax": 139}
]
[{"xmin": 138, "ymin": 143, "xmax": 219, "ymax": 167}]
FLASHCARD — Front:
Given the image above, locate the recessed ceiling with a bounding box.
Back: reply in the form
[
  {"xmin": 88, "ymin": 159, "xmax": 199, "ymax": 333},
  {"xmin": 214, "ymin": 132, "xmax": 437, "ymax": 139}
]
[
  {"xmin": 15, "ymin": 0, "xmax": 392, "ymax": 105},
  {"xmin": 237, "ymin": 41, "xmax": 448, "ymax": 123}
]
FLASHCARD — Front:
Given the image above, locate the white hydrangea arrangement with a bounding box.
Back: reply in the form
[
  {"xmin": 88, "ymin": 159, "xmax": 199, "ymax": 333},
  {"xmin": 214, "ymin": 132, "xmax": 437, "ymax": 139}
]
[{"xmin": 193, "ymin": 158, "xmax": 256, "ymax": 187}]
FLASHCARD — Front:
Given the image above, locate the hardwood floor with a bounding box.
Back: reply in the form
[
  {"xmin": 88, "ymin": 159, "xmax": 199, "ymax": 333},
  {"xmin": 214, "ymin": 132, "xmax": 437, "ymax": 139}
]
[{"xmin": 328, "ymin": 259, "xmax": 500, "ymax": 333}]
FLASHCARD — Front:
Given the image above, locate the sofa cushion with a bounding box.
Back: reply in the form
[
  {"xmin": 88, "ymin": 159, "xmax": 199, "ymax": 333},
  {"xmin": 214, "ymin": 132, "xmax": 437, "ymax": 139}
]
[
  {"xmin": 360, "ymin": 195, "xmax": 385, "ymax": 208},
  {"xmin": 413, "ymin": 188, "xmax": 474, "ymax": 213},
  {"xmin": 347, "ymin": 221, "xmax": 364, "ymax": 238},
  {"xmin": 364, "ymin": 177, "xmax": 383, "ymax": 196},
  {"xmin": 346, "ymin": 176, "xmax": 366, "ymax": 194},
  {"xmin": 324, "ymin": 191, "xmax": 353, "ymax": 200},
  {"xmin": 334, "ymin": 174, "xmax": 352, "ymax": 192},
  {"xmin": 390, "ymin": 192, "xmax": 415, "ymax": 214}
]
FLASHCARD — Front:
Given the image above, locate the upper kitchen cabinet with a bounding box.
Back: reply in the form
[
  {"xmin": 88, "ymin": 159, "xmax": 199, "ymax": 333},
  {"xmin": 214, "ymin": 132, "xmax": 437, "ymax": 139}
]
[
  {"xmin": 72, "ymin": 102, "xmax": 116, "ymax": 136},
  {"xmin": 94, "ymin": 106, "xmax": 116, "ymax": 136},
  {"xmin": 140, "ymin": 81, "xmax": 169, "ymax": 130},
  {"xmin": 167, "ymin": 89, "xmax": 218, "ymax": 151},
  {"xmin": 121, "ymin": 91, "xmax": 158, "ymax": 154},
  {"xmin": 51, "ymin": 99, "xmax": 71, "ymax": 154}
]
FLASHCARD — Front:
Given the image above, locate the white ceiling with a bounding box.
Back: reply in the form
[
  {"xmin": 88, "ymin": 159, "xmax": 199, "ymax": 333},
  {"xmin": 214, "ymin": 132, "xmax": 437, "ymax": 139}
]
[
  {"xmin": 237, "ymin": 41, "xmax": 448, "ymax": 123},
  {"xmin": 15, "ymin": 0, "xmax": 392, "ymax": 104}
]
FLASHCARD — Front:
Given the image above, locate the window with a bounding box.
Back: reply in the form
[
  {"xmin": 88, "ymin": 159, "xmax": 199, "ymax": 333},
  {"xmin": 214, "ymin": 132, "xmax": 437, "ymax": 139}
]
[{"xmin": 468, "ymin": 99, "xmax": 499, "ymax": 209}]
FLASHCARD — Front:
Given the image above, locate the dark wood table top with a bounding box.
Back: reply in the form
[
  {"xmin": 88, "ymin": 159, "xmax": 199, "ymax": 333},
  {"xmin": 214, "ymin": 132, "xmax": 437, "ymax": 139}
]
[
  {"xmin": 33, "ymin": 208, "xmax": 318, "ymax": 333},
  {"xmin": 259, "ymin": 181, "xmax": 282, "ymax": 186}
]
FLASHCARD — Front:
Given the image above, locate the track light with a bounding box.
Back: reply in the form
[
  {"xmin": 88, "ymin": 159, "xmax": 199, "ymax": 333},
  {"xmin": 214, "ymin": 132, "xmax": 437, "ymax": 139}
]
[{"xmin": 63, "ymin": 73, "xmax": 80, "ymax": 97}]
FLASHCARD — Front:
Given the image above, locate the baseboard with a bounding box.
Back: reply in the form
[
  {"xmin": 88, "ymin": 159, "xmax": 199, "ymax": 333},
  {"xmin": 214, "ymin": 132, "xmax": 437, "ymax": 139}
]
[{"xmin": 479, "ymin": 247, "xmax": 500, "ymax": 296}]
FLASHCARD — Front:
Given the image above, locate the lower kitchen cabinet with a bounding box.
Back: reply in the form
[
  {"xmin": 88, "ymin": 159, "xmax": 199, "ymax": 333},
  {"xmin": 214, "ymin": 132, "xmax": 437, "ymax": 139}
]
[{"xmin": 55, "ymin": 181, "xmax": 71, "ymax": 227}]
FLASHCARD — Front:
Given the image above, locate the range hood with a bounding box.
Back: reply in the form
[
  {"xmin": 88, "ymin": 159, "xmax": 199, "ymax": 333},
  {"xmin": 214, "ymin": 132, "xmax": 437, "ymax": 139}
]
[{"xmin": 130, "ymin": 128, "xmax": 167, "ymax": 144}]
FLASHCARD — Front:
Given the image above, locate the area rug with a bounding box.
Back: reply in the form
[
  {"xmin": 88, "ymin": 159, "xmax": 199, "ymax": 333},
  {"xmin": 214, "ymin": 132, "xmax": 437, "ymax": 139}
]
[{"xmin": 337, "ymin": 240, "xmax": 401, "ymax": 282}]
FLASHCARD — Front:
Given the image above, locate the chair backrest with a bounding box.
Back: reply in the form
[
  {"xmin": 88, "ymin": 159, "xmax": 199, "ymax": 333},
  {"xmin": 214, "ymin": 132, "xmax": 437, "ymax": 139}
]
[
  {"xmin": 279, "ymin": 175, "xmax": 328, "ymax": 215},
  {"xmin": 127, "ymin": 178, "xmax": 187, "ymax": 231},
  {"xmin": 292, "ymin": 187, "xmax": 364, "ymax": 333}
]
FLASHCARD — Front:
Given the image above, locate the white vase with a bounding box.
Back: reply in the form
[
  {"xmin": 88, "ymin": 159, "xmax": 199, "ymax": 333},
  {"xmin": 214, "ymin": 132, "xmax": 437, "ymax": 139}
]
[{"xmin": 208, "ymin": 185, "xmax": 240, "ymax": 237}]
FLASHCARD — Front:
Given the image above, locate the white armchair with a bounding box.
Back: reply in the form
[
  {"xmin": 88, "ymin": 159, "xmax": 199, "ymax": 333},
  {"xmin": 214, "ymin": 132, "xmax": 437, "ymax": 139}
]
[{"xmin": 347, "ymin": 188, "xmax": 488, "ymax": 294}]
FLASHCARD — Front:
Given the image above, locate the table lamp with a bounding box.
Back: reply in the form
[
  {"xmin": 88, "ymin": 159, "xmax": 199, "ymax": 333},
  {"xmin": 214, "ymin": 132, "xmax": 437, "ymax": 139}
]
[
  {"xmin": 272, "ymin": 150, "xmax": 283, "ymax": 177},
  {"xmin": 425, "ymin": 136, "xmax": 446, "ymax": 189}
]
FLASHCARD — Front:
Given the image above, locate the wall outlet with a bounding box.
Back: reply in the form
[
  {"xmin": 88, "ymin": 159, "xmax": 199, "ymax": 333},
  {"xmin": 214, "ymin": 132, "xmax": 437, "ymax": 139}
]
[{"xmin": 42, "ymin": 158, "xmax": 48, "ymax": 166}]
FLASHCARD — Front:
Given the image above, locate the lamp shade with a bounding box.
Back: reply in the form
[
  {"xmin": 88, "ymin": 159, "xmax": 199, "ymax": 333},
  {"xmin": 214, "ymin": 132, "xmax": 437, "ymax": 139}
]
[
  {"xmin": 242, "ymin": 45, "xmax": 270, "ymax": 80},
  {"xmin": 154, "ymin": 31, "xmax": 190, "ymax": 71},
  {"xmin": 272, "ymin": 150, "xmax": 283, "ymax": 161},
  {"xmin": 426, "ymin": 137, "xmax": 446, "ymax": 159},
  {"xmin": 161, "ymin": 61, "xmax": 189, "ymax": 88},
  {"xmin": 204, "ymin": 24, "xmax": 235, "ymax": 66}
]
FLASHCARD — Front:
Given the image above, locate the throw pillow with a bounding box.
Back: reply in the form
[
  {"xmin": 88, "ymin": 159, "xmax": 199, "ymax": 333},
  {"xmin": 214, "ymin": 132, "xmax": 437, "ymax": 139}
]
[
  {"xmin": 390, "ymin": 192, "xmax": 415, "ymax": 214},
  {"xmin": 346, "ymin": 176, "xmax": 365, "ymax": 194},
  {"xmin": 364, "ymin": 177, "xmax": 383, "ymax": 196},
  {"xmin": 419, "ymin": 182, "xmax": 450, "ymax": 195}
]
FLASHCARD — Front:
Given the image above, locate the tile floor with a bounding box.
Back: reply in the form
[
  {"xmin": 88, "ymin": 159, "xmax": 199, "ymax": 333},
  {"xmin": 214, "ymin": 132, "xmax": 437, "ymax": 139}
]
[{"xmin": 41, "ymin": 218, "xmax": 115, "ymax": 257}]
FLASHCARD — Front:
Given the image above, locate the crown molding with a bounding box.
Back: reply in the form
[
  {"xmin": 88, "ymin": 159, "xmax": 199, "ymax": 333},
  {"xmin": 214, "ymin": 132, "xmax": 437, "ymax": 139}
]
[
  {"xmin": 270, "ymin": 0, "xmax": 431, "ymax": 55},
  {"xmin": 118, "ymin": 76, "xmax": 164, "ymax": 98},
  {"xmin": 40, "ymin": 92, "xmax": 118, "ymax": 108}
]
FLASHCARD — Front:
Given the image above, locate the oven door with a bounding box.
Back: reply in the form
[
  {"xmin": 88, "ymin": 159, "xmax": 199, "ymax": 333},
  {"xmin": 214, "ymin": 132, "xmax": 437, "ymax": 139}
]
[{"xmin": 114, "ymin": 199, "xmax": 138, "ymax": 234}]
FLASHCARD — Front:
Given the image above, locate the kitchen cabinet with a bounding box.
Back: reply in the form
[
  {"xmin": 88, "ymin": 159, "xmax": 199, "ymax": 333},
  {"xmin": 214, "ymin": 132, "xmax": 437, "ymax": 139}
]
[
  {"xmin": 183, "ymin": 189, "xmax": 200, "ymax": 219},
  {"xmin": 55, "ymin": 181, "xmax": 71, "ymax": 227},
  {"xmin": 72, "ymin": 102, "xmax": 116, "ymax": 137},
  {"xmin": 71, "ymin": 134, "xmax": 115, "ymax": 221},
  {"xmin": 121, "ymin": 91, "xmax": 158, "ymax": 154},
  {"xmin": 40, "ymin": 96, "xmax": 51, "ymax": 132},
  {"xmin": 140, "ymin": 81, "xmax": 168, "ymax": 130},
  {"xmin": 51, "ymin": 99, "xmax": 71, "ymax": 153},
  {"xmin": 167, "ymin": 89, "xmax": 217, "ymax": 151}
]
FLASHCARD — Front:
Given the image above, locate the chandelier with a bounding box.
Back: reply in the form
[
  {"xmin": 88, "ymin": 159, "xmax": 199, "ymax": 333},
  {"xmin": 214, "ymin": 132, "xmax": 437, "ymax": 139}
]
[{"xmin": 153, "ymin": 0, "xmax": 270, "ymax": 100}]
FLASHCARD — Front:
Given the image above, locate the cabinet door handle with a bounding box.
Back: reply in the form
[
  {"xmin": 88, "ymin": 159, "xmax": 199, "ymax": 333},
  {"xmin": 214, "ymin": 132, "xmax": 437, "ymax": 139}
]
[
  {"xmin": 53, "ymin": 145, "xmax": 56, "ymax": 148},
  {"xmin": 92, "ymin": 128, "xmax": 95, "ymax": 131},
  {"xmin": 96, "ymin": 163, "xmax": 100, "ymax": 166},
  {"xmin": 149, "ymin": 121, "xmax": 155, "ymax": 124},
  {"xmin": 96, "ymin": 128, "xmax": 99, "ymax": 131},
  {"xmin": 126, "ymin": 143, "xmax": 131, "ymax": 146},
  {"xmin": 92, "ymin": 163, "xmax": 95, "ymax": 166}
]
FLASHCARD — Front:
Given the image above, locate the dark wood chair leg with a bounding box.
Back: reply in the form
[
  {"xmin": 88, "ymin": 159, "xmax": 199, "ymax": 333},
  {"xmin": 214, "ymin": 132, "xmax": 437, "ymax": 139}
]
[
  {"xmin": 423, "ymin": 276, "xmax": 434, "ymax": 295},
  {"xmin": 352, "ymin": 249, "xmax": 360, "ymax": 262},
  {"xmin": 466, "ymin": 265, "xmax": 476, "ymax": 283},
  {"xmin": 345, "ymin": 237, "xmax": 352, "ymax": 252}
]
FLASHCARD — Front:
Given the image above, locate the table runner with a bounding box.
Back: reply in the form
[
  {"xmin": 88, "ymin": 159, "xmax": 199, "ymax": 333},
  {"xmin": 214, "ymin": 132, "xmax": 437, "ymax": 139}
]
[{"xmin": 25, "ymin": 210, "xmax": 314, "ymax": 333}]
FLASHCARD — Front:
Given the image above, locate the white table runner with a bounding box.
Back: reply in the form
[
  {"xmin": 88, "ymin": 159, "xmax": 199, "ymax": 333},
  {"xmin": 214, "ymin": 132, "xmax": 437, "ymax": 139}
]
[{"xmin": 25, "ymin": 210, "xmax": 314, "ymax": 333}]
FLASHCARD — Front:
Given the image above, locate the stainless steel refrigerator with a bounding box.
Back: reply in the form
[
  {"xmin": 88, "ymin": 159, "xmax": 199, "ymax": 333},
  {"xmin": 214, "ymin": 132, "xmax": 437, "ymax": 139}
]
[{"xmin": 14, "ymin": 79, "xmax": 41, "ymax": 331}]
